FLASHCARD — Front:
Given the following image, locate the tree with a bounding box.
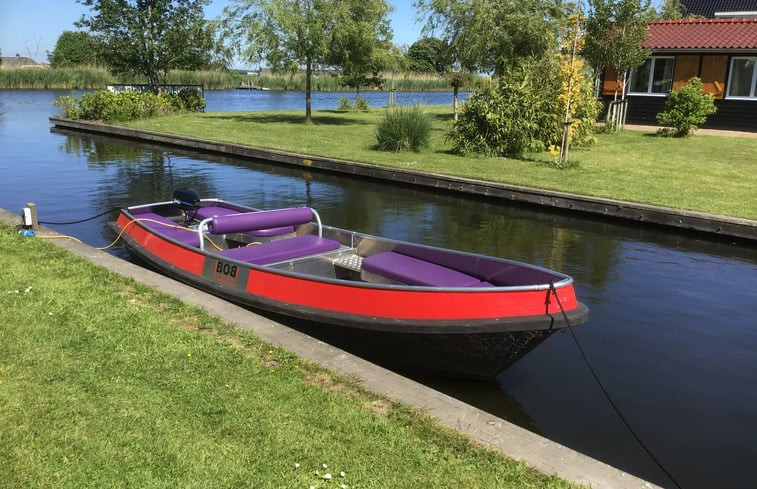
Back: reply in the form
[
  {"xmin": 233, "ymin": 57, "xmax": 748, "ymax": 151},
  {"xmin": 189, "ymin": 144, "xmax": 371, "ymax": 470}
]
[
  {"xmin": 415, "ymin": 0, "xmax": 565, "ymax": 76},
  {"xmin": 49, "ymin": 31, "xmax": 104, "ymax": 68},
  {"xmin": 406, "ymin": 37, "xmax": 449, "ymax": 73},
  {"xmin": 223, "ymin": 0, "xmax": 337, "ymax": 123},
  {"xmin": 583, "ymin": 0, "xmax": 654, "ymax": 129},
  {"xmin": 658, "ymin": 0, "xmax": 685, "ymax": 19},
  {"xmin": 554, "ymin": 10, "xmax": 602, "ymax": 164},
  {"xmin": 329, "ymin": 0, "xmax": 394, "ymax": 110},
  {"xmin": 76, "ymin": 0, "xmax": 217, "ymax": 93},
  {"xmin": 583, "ymin": 0, "xmax": 653, "ymax": 98}
]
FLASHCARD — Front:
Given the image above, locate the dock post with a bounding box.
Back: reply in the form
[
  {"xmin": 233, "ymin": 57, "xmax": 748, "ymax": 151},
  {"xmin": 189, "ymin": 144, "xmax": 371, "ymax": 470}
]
[{"xmin": 25, "ymin": 202, "xmax": 39, "ymax": 230}]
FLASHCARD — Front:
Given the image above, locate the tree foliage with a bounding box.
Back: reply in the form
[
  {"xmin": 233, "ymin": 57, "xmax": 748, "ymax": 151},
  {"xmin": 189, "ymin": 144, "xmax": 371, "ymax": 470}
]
[
  {"xmin": 329, "ymin": 0, "xmax": 394, "ymax": 109},
  {"xmin": 553, "ymin": 11, "xmax": 602, "ymax": 162},
  {"xmin": 583, "ymin": 0, "xmax": 654, "ymax": 99},
  {"xmin": 657, "ymin": 0, "xmax": 686, "ymax": 19},
  {"xmin": 49, "ymin": 31, "xmax": 104, "ymax": 68},
  {"xmin": 223, "ymin": 0, "xmax": 336, "ymax": 122},
  {"xmin": 415, "ymin": 0, "xmax": 565, "ymax": 76},
  {"xmin": 223, "ymin": 0, "xmax": 394, "ymax": 122},
  {"xmin": 406, "ymin": 37, "xmax": 449, "ymax": 74},
  {"xmin": 656, "ymin": 77, "xmax": 717, "ymax": 136},
  {"xmin": 449, "ymin": 59, "xmax": 561, "ymax": 158},
  {"xmin": 76, "ymin": 0, "xmax": 221, "ymax": 93}
]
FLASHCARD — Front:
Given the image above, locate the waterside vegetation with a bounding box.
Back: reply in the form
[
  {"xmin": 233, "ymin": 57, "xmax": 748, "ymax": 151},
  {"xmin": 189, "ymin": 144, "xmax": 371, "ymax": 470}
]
[
  {"xmin": 0, "ymin": 67, "xmax": 452, "ymax": 91},
  {"xmin": 122, "ymin": 107, "xmax": 757, "ymax": 220},
  {"xmin": 0, "ymin": 221, "xmax": 577, "ymax": 489}
]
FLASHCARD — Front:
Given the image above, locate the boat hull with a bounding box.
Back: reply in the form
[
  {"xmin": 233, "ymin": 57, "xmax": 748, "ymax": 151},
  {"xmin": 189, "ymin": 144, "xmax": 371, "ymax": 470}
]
[{"xmin": 112, "ymin": 198, "xmax": 589, "ymax": 378}]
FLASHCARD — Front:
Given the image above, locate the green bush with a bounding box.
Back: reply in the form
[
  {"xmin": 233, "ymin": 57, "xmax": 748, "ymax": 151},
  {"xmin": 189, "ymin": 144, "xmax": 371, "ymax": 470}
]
[
  {"xmin": 337, "ymin": 97, "xmax": 352, "ymax": 111},
  {"xmin": 54, "ymin": 89, "xmax": 206, "ymax": 122},
  {"xmin": 356, "ymin": 97, "xmax": 369, "ymax": 111},
  {"xmin": 172, "ymin": 88, "xmax": 206, "ymax": 112},
  {"xmin": 375, "ymin": 105, "xmax": 432, "ymax": 152},
  {"xmin": 449, "ymin": 68, "xmax": 560, "ymax": 158},
  {"xmin": 656, "ymin": 77, "xmax": 717, "ymax": 137}
]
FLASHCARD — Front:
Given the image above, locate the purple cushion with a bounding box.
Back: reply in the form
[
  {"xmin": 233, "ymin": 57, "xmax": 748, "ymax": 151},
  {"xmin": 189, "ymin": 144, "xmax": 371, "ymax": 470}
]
[
  {"xmin": 196, "ymin": 206, "xmax": 294, "ymax": 237},
  {"xmin": 135, "ymin": 212, "xmax": 200, "ymax": 247},
  {"xmin": 208, "ymin": 208, "xmax": 312, "ymax": 235},
  {"xmin": 362, "ymin": 251, "xmax": 486, "ymax": 287},
  {"xmin": 217, "ymin": 235, "xmax": 339, "ymax": 265}
]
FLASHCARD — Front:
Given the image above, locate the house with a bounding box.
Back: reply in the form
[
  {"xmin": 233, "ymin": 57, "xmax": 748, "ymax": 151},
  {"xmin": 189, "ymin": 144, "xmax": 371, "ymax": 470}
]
[
  {"xmin": 679, "ymin": 0, "xmax": 757, "ymax": 18},
  {"xmin": 602, "ymin": 13, "xmax": 757, "ymax": 131},
  {"xmin": 0, "ymin": 54, "xmax": 49, "ymax": 69}
]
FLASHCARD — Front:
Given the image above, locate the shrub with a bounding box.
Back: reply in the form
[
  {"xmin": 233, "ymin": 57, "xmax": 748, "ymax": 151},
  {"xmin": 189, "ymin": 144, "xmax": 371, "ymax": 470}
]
[
  {"xmin": 337, "ymin": 97, "xmax": 351, "ymax": 111},
  {"xmin": 449, "ymin": 65, "xmax": 561, "ymax": 158},
  {"xmin": 54, "ymin": 89, "xmax": 206, "ymax": 122},
  {"xmin": 172, "ymin": 88, "xmax": 206, "ymax": 112},
  {"xmin": 375, "ymin": 105, "xmax": 432, "ymax": 152},
  {"xmin": 656, "ymin": 77, "xmax": 717, "ymax": 137}
]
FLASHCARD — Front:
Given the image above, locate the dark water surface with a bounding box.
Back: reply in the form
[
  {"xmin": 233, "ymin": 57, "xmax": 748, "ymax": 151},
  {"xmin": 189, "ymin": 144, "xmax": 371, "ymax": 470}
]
[{"xmin": 1, "ymin": 90, "xmax": 756, "ymax": 489}]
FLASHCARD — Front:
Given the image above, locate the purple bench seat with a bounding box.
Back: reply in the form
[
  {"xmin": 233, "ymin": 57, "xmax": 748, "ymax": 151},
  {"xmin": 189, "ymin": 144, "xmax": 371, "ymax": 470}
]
[
  {"xmin": 136, "ymin": 212, "xmax": 200, "ymax": 247},
  {"xmin": 194, "ymin": 206, "xmax": 294, "ymax": 237},
  {"xmin": 362, "ymin": 251, "xmax": 492, "ymax": 287},
  {"xmin": 216, "ymin": 235, "xmax": 340, "ymax": 265}
]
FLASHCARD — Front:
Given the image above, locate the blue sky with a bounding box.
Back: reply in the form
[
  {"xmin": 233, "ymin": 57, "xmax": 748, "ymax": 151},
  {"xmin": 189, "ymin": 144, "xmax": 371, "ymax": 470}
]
[{"xmin": 0, "ymin": 1, "xmax": 422, "ymax": 66}]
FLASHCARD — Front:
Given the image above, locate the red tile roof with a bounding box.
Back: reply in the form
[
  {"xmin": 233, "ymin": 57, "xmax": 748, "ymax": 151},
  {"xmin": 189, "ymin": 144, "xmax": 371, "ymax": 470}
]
[{"xmin": 645, "ymin": 18, "xmax": 757, "ymax": 50}]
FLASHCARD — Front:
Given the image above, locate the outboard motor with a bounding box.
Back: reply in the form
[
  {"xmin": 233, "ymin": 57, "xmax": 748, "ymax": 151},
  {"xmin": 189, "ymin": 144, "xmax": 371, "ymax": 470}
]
[{"xmin": 173, "ymin": 188, "xmax": 200, "ymax": 224}]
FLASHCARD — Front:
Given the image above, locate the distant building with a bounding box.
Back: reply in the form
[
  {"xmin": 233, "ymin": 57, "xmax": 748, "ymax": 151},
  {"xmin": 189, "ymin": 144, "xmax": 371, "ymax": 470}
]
[{"xmin": 0, "ymin": 54, "xmax": 49, "ymax": 69}]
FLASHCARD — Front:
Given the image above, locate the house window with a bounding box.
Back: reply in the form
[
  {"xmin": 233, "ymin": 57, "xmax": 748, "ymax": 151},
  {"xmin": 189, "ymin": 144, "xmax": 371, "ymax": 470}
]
[
  {"xmin": 727, "ymin": 57, "xmax": 757, "ymax": 99},
  {"xmin": 629, "ymin": 57, "xmax": 674, "ymax": 95}
]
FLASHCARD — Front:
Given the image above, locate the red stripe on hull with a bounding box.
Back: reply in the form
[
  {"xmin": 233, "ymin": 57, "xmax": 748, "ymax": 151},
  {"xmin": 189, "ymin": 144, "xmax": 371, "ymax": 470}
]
[{"xmin": 245, "ymin": 270, "xmax": 578, "ymax": 320}]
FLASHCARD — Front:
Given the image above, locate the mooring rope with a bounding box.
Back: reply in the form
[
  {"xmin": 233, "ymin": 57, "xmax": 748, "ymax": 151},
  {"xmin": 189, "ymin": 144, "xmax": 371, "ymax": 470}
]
[
  {"xmin": 39, "ymin": 208, "xmax": 119, "ymax": 225},
  {"xmin": 29, "ymin": 217, "xmax": 223, "ymax": 252},
  {"xmin": 549, "ymin": 283, "xmax": 684, "ymax": 489}
]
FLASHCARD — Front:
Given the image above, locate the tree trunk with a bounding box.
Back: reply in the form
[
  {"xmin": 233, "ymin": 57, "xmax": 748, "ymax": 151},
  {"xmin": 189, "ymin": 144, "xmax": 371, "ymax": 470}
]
[
  {"xmin": 305, "ymin": 57, "xmax": 312, "ymax": 123},
  {"xmin": 453, "ymin": 85, "xmax": 459, "ymax": 122}
]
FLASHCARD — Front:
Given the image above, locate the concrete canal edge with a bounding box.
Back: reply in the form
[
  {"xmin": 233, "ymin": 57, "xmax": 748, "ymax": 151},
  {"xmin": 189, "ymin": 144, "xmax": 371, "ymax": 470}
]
[
  {"xmin": 50, "ymin": 117, "xmax": 757, "ymax": 243},
  {"xmin": 1, "ymin": 209, "xmax": 662, "ymax": 489}
]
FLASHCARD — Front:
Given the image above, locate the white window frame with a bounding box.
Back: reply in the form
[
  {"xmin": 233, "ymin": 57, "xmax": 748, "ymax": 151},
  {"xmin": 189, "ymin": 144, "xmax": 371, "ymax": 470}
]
[
  {"xmin": 628, "ymin": 56, "xmax": 675, "ymax": 96},
  {"xmin": 726, "ymin": 56, "xmax": 757, "ymax": 100}
]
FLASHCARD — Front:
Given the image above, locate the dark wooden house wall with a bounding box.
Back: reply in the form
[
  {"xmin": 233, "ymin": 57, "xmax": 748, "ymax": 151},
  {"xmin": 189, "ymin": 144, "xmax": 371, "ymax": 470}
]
[{"xmin": 600, "ymin": 95, "xmax": 757, "ymax": 131}]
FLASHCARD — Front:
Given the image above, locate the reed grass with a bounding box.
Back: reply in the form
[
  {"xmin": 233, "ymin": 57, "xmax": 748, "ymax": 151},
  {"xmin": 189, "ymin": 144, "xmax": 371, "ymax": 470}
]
[
  {"xmin": 1, "ymin": 66, "xmax": 455, "ymax": 91},
  {"xmin": 0, "ymin": 67, "xmax": 237, "ymax": 90}
]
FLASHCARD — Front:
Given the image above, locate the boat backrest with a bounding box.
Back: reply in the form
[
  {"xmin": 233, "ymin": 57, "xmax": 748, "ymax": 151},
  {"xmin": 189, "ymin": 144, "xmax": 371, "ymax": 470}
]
[{"xmin": 207, "ymin": 207, "xmax": 315, "ymax": 235}]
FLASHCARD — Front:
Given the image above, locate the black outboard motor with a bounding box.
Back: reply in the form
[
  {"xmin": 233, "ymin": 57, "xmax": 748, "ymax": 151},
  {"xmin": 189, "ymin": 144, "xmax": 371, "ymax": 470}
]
[
  {"xmin": 173, "ymin": 189, "xmax": 200, "ymax": 224},
  {"xmin": 173, "ymin": 189, "xmax": 200, "ymax": 210}
]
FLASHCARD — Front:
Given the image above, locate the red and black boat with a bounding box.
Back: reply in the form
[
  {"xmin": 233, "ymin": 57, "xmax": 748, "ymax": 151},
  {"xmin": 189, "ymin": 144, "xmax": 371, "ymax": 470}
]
[{"xmin": 112, "ymin": 189, "xmax": 589, "ymax": 378}]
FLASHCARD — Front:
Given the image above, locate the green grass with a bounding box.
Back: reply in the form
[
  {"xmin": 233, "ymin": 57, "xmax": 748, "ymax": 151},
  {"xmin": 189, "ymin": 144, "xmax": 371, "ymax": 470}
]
[
  {"xmin": 0, "ymin": 222, "xmax": 576, "ymax": 489},
  {"xmin": 124, "ymin": 107, "xmax": 757, "ymax": 220}
]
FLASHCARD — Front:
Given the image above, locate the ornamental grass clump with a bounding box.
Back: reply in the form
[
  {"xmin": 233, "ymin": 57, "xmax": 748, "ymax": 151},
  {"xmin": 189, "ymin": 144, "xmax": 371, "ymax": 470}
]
[
  {"xmin": 656, "ymin": 77, "xmax": 717, "ymax": 137},
  {"xmin": 375, "ymin": 104, "xmax": 432, "ymax": 152}
]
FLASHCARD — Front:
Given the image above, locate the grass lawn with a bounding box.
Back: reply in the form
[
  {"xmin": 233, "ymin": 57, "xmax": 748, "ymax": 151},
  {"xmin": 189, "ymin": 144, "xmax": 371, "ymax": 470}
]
[
  {"xmin": 0, "ymin": 222, "xmax": 577, "ymax": 489},
  {"xmin": 125, "ymin": 107, "xmax": 757, "ymax": 220}
]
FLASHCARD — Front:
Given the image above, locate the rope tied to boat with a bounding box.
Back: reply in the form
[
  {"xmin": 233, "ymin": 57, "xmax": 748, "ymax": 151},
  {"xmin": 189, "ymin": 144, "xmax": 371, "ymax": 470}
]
[
  {"xmin": 548, "ymin": 282, "xmax": 685, "ymax": 489},
  {"xmin": 27, "ymin": 217, "xmax": 224, "ymax": 252}
]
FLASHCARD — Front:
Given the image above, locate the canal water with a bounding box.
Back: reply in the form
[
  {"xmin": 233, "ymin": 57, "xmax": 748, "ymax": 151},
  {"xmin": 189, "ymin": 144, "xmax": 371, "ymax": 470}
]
[{"xmin": 1, "ymin": 90, "xmax": 756, "ymax": 489}]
